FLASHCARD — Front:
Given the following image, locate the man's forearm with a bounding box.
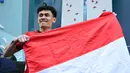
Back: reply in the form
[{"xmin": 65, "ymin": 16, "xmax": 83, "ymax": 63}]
[
  {"xmin": 4, "ymin": 41, "xmax": 19, "ymax": 57},
  {"xmin": 4, "ymin": 34, "xmax": 29, "ymax": 57}
]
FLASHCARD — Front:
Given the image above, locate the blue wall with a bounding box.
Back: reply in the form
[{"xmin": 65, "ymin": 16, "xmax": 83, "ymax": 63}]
[
  {"xmin": 113, "ymin": 0, "xmax": 130, "ymax": 52},
  {"xmin": 0, "ymin": 0, "xmax": 28, "ymax": 61},
  {"xmin": 0, "ymin": 0, "xmax": 28, "ymax": 36}
]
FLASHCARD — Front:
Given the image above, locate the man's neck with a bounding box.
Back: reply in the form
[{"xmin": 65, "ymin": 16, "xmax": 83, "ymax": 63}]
[{"xmin": 39, "ymin": 27, "xmax": 51, "ymax": 32}]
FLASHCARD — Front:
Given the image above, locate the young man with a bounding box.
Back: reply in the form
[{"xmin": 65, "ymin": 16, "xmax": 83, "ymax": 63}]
[{"xmin": 4, "ymin": 4, "xmax": 57, "ymax": 57}]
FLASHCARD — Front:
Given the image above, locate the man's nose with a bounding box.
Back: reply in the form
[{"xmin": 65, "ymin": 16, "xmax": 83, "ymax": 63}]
[{"xmin": 41, "ymin": 15, "xmax": 46, "ymax": 18}]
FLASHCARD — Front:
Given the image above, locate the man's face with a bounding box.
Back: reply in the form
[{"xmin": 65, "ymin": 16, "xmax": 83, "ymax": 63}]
[{"xmin": 38, "ymin": 10, "xmax": 56, "ymax": 29}]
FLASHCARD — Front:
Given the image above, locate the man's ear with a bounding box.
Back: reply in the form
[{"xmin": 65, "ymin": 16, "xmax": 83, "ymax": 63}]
[{"xmin": 53, "ymin": 18, "xmax": 56, "ymax": 23}]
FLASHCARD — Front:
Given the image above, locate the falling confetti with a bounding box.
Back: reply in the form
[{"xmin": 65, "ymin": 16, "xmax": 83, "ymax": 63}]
[
  {"xmin": 67, "ymin": 9, "xmax": 70, "ymax": 12},
  {"xmin": 93, "ymin": 6, "xmax": 96, "ymax": 9},
  {"xmin": 66, "ymin": 3, "xmax": 68, "ymax": 6},
  {"xmin": 75, "ymin": 13, "xmax": 79, "ymax": 15},
  {"xmin": 92, "ymin": 0, "xmax": 94, "ymax": 2},
  {"xmin": 70, "ymin": 4, "xmax": 72, "ymax": 7},
  {"xmin": 95, "ymin": 1, "xmax": 98, "ymax": 4},
  {"xmin": 74, "ymin": 18, "xmax": 76, "ymax": 21}
]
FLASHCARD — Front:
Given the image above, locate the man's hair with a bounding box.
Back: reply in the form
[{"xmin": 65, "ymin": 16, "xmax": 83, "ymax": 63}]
[{"xmin": 37, "ymin": 3, "xmax": 57, "ymax": 17}]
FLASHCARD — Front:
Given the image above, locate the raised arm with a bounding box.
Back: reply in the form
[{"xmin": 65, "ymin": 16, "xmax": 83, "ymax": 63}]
[{"xmin": 4, "ymin": 34, "xmax": 29, "ymax": 57}]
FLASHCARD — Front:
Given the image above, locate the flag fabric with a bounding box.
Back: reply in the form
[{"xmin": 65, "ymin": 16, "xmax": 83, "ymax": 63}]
[{"xmin": 23, "ymin": 12, "xmax": 130, "ymax": 73}]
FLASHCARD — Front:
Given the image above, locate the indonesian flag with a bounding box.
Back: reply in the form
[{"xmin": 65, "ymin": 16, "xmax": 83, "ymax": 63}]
[{"xmin": 23, "ymin": 12, "xmax": 130, "ymax": 73}]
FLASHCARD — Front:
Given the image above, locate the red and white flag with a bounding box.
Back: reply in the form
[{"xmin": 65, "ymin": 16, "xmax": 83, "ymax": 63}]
[{"xmin": 23, "ymin": 12, "xmax": 130, "ymax": 73}]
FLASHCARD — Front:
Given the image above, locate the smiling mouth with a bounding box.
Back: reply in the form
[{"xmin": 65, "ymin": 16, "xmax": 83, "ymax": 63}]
[
  {"xmin": 41, "ymin": 21, "xmax": 47, "ymax": 23},
  {"xmin": 40, "ymin": 20, "xmax": 47, "ymax": 23},
  {"xmin": 39, "ymin": 19, "xmax": 47, "ymax": 23}
]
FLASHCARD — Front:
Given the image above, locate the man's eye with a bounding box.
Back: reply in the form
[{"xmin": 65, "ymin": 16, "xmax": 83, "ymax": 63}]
[
  {"xmin": 39, "ymin": 13, "xmax": 50, "ymax": 17},
  {"xmin": 39, "ymin": 14, "xmax": 43, "ymax": 17},
  {"xmin": 45, "ymin": 14, "xmax": 49, "ymax": 17}
]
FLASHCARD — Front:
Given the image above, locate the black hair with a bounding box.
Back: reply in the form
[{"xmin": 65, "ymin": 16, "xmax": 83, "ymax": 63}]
[{"xmin": 37, "ymin": 3, "xmax": 57, "ymax": 17}]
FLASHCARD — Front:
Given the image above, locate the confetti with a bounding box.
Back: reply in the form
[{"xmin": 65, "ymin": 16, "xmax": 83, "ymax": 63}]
[
  {"xmin": 70, "ymin": 4, "xmax": 72, "ymax": 7},
  {"xmin": 95, "ymin": 1, "xmax": 98, "ymax": 4},
  {"xmin": 67, "ymin": 9, "xmax": 70, "ymax": 12},
  {"xmin": 74, "ymin": 18, "xmax": 76, "ymax": 21},
  {"xmin": 66, "ymin": 3, "xmax": 68, "ymax": 6},
  {"xmin": 92, "ymin": 0, "xmax": 94, "ymax": 2},
  {"xmin": 75, "ymin": 13, "xmax": 79, "ymax": 15},
  {"xmin": 93, "ymin": 6, "xmax": 96, "ymax": 8}
]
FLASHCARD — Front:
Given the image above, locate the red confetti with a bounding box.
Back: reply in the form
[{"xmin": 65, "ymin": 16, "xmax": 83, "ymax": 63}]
[
  {"xmin": 92, "ymin": 0, "xmax": 94, "ymax": 2},
  {"xmin": 74, "ymin": 18, "xmax": 76, "ymax": 21},
  {"xmin": 67, "ymin": 9, "xmax": 70, "ymax": 12},
  {"xmin": 93, "ymin": 6, "xmax": 96, "ymax": 8}
]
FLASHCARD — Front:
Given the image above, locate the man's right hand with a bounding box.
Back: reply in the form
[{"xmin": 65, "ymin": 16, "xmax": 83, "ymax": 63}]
[{"xmin": 13, "ymin": 34, "xmax": 30, "ymax": 43}]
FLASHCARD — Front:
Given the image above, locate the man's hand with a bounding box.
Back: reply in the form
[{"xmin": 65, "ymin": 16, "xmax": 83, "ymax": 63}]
[
  {"xmin": 4, "ymin": 34, "xmax": 29, "ymax": 57},
  {"xmin": 13, "ymin": 34, "xmax": 30, "ymax": 43}
]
